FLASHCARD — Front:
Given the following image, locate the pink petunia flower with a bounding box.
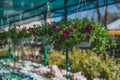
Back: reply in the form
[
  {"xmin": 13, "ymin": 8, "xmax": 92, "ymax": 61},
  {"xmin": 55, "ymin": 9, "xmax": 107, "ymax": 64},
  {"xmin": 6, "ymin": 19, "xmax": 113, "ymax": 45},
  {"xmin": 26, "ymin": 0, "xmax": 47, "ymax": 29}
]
[
  {"xmin": 54, "ymin": 27, "xmax": 60, "ymax": 31},
  {"xmin": 47, "ymin": 23, "xmax": 52, "ymax": 27},
  {"xmin": 62, "ymin": 30, "xmax": 70, "ymax": 37},
  {"xmin": 83, "ymin": 28, "xmax": 89, "ymax": 33},
  {"xmin": 86, "ymin": 35, "xmax": 90, "ymax": 41},
  {"xmin": 87, "ymin": 24, "xmax": 94, "ymax": 30},
  {"xmin": 71, "ymin": 24, "xmax": 77, "ymax": 29},
  {"xmin": 27, "ymin": 27, "xmax": 33, "ymax": 32},
  {"xmin": 32, "ymin": 30, "xmax": 36, "ymax": 35}
]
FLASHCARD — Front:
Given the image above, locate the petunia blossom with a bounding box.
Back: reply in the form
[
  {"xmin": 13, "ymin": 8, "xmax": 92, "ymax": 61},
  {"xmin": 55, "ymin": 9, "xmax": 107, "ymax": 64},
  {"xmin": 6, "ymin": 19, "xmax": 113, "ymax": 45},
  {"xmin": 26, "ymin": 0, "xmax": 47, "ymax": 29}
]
[
  {"xmin": 27, "ymin": 27, "xmax": 33, "ymax": 32},
  {"xmin": 83, "ymin": 28, "xmax": 89, "ymax": 33},
  {"xmin": 62, "ymin": 30, "xmax": 70, "ymax": 37},
  {"xmin": 47, "ymin": 23, "xmax": 52, "ymax": 27},
  {"xmin": 71, "ymin": 24, "xmax": 77, "ymax": 29},
  {"xmin": 86, "ymin": 35, "xmax": 90, "ymax": 41},
  {"xmin": 48, "ymin": 32, "xmax": 53, "ymax": 36},
  {"xmin": 32, "ymin": 30, "xmax": 36, "ymax": 35},
  {"xmin": 87, "ymin": 24, "xmax": 94, "ymax": 30},
  {"xmin": 54, "ymin": 27, "xmax": 60, "ymax": 31}
]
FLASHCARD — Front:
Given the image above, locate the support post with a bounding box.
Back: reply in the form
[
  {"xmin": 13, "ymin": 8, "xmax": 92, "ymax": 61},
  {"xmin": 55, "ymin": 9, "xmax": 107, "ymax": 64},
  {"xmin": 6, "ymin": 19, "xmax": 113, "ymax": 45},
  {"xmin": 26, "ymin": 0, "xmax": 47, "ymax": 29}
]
[
  {"xmin": 44, "ymin": 48, "xmax": 48, "ymax": 66},
  {"xmin": 13, "ymin": 17, "xmax": 16, "ymax": 67},
  {"xmin": 65, "ymin": 49, "xmax": 71, "ymax": 79},
  {"xmin": 43, "ymin": 13, "xmax": 48, "ymax": 66},
  {"xmin": 8, "ymin": 23, "xmax": 12, "ymax": 59},
  {"xmin": 8, "ymin": 38, "xmax": 12, "ymax": 59}
]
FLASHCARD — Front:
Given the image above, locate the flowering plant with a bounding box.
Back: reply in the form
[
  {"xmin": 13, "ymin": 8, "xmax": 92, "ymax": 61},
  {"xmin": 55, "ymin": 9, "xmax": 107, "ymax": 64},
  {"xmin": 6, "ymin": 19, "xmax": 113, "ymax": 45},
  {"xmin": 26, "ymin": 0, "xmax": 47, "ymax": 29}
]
[
  {"xmin": 7, "ymin": 27, "xmax": 18, "ymax": 39},
  {"xmin": 34, "ymin": 24, "xmax": 55, "ymax": 44},
  {"xmin": 18, "ymin": 28, "xmax": 32, "ymax": 38},
  {"xmin": 0, "ymin": 30, "xmax": 8, "ymax": 45},
  {"xmin": 43, "ymin": 18, "xmax": 110, "ymax": 52},
  {"xmin": 7, "ymin": 27, "xmax": 32, "ymax": 39}
]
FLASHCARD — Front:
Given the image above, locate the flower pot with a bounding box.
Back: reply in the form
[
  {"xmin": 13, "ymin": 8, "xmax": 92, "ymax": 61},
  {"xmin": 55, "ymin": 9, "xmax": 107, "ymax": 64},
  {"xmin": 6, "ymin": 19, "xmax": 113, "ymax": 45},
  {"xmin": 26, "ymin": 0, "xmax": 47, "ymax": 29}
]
[
  {"xmin": 41, "ymin": 36, "xmax": 47, "ymax": 45},
  {"xmin": 79, "ymin": 41, "xmax": 91, "ymax": 49},
  {"xmin": 15, "ymin": 38, "xmax": 28, "ymax": 46},
  {"xmin": 45, "ymin": 43, "xmax": 54, "ymax": 49}
]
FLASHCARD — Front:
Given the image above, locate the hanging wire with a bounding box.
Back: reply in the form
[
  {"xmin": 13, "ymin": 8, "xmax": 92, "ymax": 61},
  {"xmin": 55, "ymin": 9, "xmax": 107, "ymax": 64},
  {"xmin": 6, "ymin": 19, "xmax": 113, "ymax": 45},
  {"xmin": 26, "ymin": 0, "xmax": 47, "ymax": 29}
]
[
  {"xmin": 20, "ymin": 13, "xmax": 22, "ymax": 20},
  {"xmin": 79, "ymin": 0, "xmax": 89, "ymax": 19},
  {"xmin": 7, "ymin": 17, "xmax": 9, "ymax": 24},
  {"xmin": 1, "ymin": 19, "xmax": 3, "ymax": 26},
  {"xmin": 47, "ymin": 2, "xmax": 52, "ymax": 23},
  {"xmin": 19, "ymin": 13, "xmax": 23, "ymax": 26},
  {"xmin": 7, "ymin": 17, "xmax": 10, "ymax": 30},
  {"xmin": 75, "ymin": 0, "xmax": 82, "ymax": 19},
  {"xmin": 84, "ymin": 0, "xmax": 90, "ymax": 18},
  {"xmin": 75, "ymin": 0, "xmax": 88, "ymax": 19},
  {"xmin": 47, "ymin": 2, "xmax": 51, "ymax": 12}
]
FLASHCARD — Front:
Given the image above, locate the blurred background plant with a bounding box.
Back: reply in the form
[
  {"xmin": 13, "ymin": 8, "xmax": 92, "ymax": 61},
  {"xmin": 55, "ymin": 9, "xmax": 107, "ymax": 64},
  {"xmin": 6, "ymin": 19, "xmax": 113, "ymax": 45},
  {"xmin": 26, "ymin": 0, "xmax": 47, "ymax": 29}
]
[{"xmin": 48, "ymin": 47, "xmax": 120, "ymax": 80}]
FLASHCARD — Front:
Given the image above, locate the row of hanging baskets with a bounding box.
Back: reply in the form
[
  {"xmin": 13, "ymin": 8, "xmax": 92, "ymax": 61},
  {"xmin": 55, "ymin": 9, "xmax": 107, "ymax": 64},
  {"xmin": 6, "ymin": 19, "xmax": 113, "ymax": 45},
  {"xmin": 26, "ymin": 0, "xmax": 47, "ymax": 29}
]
[{"xmin": 0, "ymin": 18, "xmax": 112, "ymax": 52}]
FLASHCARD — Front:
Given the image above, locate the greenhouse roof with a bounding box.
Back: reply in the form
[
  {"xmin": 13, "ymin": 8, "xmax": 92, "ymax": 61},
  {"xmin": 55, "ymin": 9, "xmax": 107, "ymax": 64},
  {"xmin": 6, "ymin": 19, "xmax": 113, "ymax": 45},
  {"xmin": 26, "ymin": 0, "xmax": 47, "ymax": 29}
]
[{"xmin": 0, "ymin": 0, "xmax": 119, "ymax": 26}]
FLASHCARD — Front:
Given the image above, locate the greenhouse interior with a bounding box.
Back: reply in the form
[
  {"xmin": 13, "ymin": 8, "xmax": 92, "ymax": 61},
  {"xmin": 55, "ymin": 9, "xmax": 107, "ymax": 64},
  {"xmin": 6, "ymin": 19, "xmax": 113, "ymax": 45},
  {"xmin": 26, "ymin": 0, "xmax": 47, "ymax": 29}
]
[{"xmin": 0, "ymin": 0, "xmax": 120, "ymax": 80}]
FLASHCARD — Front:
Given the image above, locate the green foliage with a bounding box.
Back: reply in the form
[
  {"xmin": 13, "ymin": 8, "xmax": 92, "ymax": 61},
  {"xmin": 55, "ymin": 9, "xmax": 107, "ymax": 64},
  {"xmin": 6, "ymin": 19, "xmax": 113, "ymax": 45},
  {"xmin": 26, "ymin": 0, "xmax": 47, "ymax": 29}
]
[
  {"xmin": 7, "ymin": 28, "xmax": 18, "ymax": 39},
  {"xmin": 0, "ymin": 30, "xmax": 9, "ymax": 45},
  {"xmin": 48, "ymin": 48, "xmax": 120, "ymax": 80},
  {"xmin": 17, "ymin": 28, "xmax": 31, "ymax": 38},
  {"xmin": 6, "ymin": 27, "xmax": 31, "ymax": 39},
  {"xmin": 34, "ymin": 25, "xmax": 50, "ymax": 42},
  {"xmin": 89, "ymin": 23, "xmax": 110, "ymax": 52}
]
